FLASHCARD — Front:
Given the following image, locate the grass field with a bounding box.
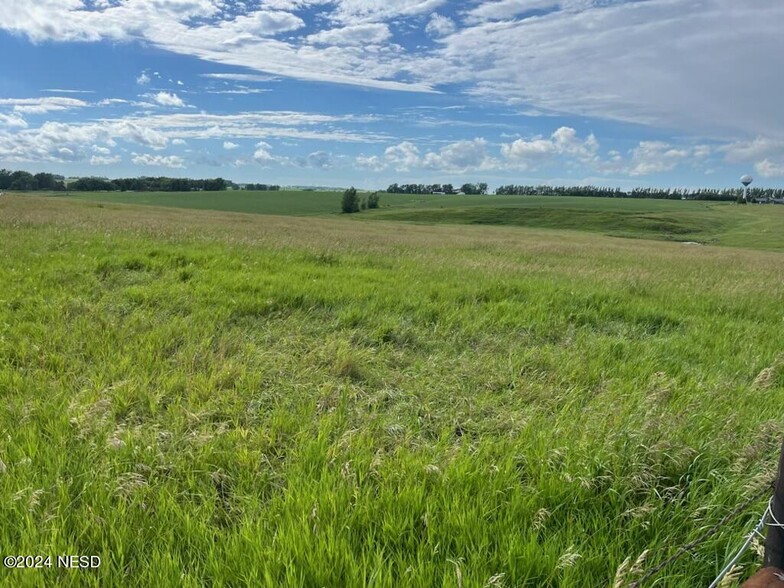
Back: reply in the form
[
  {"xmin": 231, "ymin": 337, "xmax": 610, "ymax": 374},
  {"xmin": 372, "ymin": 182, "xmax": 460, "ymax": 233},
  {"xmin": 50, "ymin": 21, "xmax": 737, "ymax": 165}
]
[
  {"xmin": 1, "ymin": 195, "xmax": 784, "ymax": 586},
  {"xmin": 48, "ymin": 189, "xmax": 784, "ymax": 251}
]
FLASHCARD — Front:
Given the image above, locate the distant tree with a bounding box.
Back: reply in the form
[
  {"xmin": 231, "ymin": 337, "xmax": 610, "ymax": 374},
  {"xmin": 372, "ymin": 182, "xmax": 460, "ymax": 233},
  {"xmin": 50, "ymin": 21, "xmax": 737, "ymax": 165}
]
[
  {"xmin": 9, "ymin": 171, "xmax": 36, "ymax": 191},
  {"xmin": 341, "ymin": 186, "xmax": 360, "ymax": 213},
  {"xmin": 367, "ymin": 192, "xmax": 380, "ymax": 209},
  {"xmin": 478, "ymin": 182, "xmax": 488, "ymax": 195}
]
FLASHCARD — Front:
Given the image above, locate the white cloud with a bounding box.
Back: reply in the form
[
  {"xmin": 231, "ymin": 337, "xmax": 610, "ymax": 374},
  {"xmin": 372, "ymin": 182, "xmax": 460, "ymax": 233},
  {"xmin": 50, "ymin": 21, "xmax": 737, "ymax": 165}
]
[
  {"xmin": 422, "ymin": 138, "xmax": 494, "ymax": 171},
  {"xmin": 627, "ymin": 141, "xmax": 691, "ymax": 176},
  {"xmin": 136, "ymin": 72, "xmax": 151, "ymax": 85},
  {"xmin": 307, "ymin": 23, "xmax": 391, "ymax": 46},
  {"xmin": 755, "ymin": 159, "xmax": 784, "ymax": 179},
  {"xmin": 0, "ymin": 97, "xmax": 88, "ymax": 114},
  {"xmin": 430, "ymin": 1, "xmax": 784, "ymax": 139},
  {"xmin": 304, "ymin": 150, "xmax": 332, "ymax": 168},
  {"xmin": 150, "ymin": 92, "xmax": 186, "ymax": 107},
  {"xmin": 502, "ymin": 137, "xmax": 556, "ymax": 162},
  {"xmin": 464, "ymin": 0, "xmax": 559, "ymax": 24},
  {"xmin": 132, "ymin": 153, "xmax": 186, "ymax": 168},
  {"xmin": 384, "ymin": 141, "xmax": 420, "ymax": 171},
  {"xmin": 90, "ymin": 154, "xmax": 122, "ymax": 165},
  {"xmin": 721, "ymin": 137, "xmax": 784, "ymax": 165},
  {"xmin": 1, "ymin": 0, "xmax": 781, "ymax": 138},
  {"xmin": 42, "ymin": 88, "xmax": 95, "ymax": 94},
  {"xmin": 201, "ymin": 73, "xmax": 279, "ymax": 82},
  {"xmin": 425, "ymin": 13, "xmax": 456, "ymax": 37},
  {"xmin": 0, "ymin": 113, "xmax": 28, "ymax": 128},
  {"xmin": 330, "ymin": 0, "xmax": 447, "ymax": 24},
  {"xmin": 111, "ymin": 120, "xmax": 169, "ymax": 149},
  {"xmin": 98, "ymin": 98, "xmax": 130, "ymax": 106},
  {"xmin": 223, "ymin": 141, "xmax": 240, "ymax": 150},
  {"xmin": 501, "ymin": 126, "xmax": 598, "ymax": 168},
  {"xmin": 0, "ymin": 1, "xmax": 431, "ymax": 93},
  {"xmin": 205, "ymin": 87, "xmax": 272, "ymax": 95},
  {"xmin": 253, "ymin": 141, "xmax": 280, "ymax": 166},
  {"xmin": 356, "ymin": 154, "xmax": 386, "ymax": 171}
]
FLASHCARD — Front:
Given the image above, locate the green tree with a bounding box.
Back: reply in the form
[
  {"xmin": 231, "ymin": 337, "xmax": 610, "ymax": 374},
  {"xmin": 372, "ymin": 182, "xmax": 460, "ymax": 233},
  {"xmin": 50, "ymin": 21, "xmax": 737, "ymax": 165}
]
[
  {"xmin": 367, "ymin": 192, "xmax": 380, "ymax": 209},
  {"xmin": 341, "ymin": 187, "xmax": 360, "ymax": 213}
]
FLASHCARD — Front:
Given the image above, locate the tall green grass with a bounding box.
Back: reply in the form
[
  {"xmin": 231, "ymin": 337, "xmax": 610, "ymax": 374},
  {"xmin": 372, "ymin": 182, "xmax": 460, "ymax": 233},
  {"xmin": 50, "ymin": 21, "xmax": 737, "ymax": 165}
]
[{"xmin": 0, "ymin": 196, "xmax": 782, "ymax": 586}]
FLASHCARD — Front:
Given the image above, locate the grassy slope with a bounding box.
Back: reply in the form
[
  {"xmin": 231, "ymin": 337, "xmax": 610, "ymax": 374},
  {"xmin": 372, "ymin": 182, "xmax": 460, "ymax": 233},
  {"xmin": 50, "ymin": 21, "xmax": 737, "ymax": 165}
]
[
  {"xmin": 1, "ymin": 196, "xmax": 783, "ymax": 586},
  {"xmin": 371, "ymin": 197, "xmax": 784, "ymax": 250},
  {"xmin": 58, "ymin": 189, "xmax": 348, "ymax": 216},
  {"xmin": 52, "ymin": 190, "xmax": 784, "ymax": 250}
]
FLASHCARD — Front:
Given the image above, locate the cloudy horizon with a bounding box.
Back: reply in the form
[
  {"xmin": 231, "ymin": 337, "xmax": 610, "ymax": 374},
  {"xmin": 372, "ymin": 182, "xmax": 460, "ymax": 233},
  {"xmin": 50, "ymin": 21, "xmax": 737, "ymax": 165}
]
[{"xmin": 0, "ymin": 0, "xmax": 782, "ymax": 190}]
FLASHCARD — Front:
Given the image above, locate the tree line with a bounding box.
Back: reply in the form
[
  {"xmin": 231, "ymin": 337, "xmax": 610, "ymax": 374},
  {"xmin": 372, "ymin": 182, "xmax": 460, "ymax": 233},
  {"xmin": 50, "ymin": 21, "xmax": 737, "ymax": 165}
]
[
  {"xmin": 494, "ymin": 184, "xmax": 784, "ymax": 201},
  {"xmin": 0, "ymin": 170, "xmax": 67, "ymax": 191},
  {"xmin": 242, "ymin": 183, "xmax": 281, "ymax": 191},
  {"xmin": 0, "ymin": 168, "xmax": 282, "ymax": 193},
  {"xmin": 386, "ymin": 183, "xmax": 488, "ymax": 195},
  {"xmin": 69, "ymin": 176, "xmax": 229, "ymax": 192}
]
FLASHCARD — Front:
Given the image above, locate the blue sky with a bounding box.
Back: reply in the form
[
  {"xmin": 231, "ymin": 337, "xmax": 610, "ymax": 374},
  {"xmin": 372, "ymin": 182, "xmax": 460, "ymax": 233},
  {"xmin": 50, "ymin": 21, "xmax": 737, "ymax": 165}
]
[{"xmin": 0, "ymin": 0, "xmax": 783, "ymax": 190}]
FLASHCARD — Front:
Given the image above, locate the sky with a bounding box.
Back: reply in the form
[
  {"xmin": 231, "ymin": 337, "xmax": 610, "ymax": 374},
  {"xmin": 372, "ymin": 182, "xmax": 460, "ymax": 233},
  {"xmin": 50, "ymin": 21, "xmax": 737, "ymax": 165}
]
[{"xmin": 0, "ymin": 0, "xmax": 782, "ymax": 190}]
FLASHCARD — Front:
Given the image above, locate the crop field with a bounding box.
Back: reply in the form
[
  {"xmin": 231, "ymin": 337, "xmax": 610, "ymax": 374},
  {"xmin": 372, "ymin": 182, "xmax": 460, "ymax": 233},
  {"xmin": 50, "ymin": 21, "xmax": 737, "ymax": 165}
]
[{"xmin": 1, "ymin": 194, "xmax": 784, "ymax": 586}]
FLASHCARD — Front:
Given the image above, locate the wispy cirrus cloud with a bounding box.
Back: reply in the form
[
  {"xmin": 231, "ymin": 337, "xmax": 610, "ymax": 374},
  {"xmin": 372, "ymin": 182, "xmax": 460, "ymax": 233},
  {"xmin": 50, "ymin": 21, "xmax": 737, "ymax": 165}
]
[{"xmin": 0, "ymin": 97, "xmax": 89, "ymax": 114}]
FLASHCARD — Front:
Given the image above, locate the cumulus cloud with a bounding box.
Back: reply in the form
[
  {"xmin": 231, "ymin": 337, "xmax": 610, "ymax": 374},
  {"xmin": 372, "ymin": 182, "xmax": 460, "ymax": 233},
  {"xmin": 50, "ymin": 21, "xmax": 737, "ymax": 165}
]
[
  {"xmin": 384, "ymin": 141, "xmax": 420, "ymax": 171},
  {"xmin": 150, "ymin": 92, "xmax": 186, "ymax": 108},
  {"xmin": 132, "ymin": 153, "xmax": 186, "ymax": 168},
  {"xmin": 501, "ymin": 126, "xmax": 598, "ymax": 169},
  {"xmin": 303, "ymin": 150, "xmax": 332, "ymax": 168},
  {"xmin": 626, "ymin": 142, "xmax": 691, "ymax": 176},
  {"xmin": 136, "ymin": 71, "xmax": 151, "ymax": 85},
  {"xmin": 0, "ymin": 113, "xmax": 28, "ymax": 128},
  {"xmin": 223, "ymin": 141, "xmax": 240, "ymax": 150},
  {"xmin": 422, "ymin": 138, "xmax": 494, "ymax": 171},
  {"xmin": 355, "ymin": 154, "xmax": 386, "ymax": 171},
  {"xmin": 253, "ymin": 141, "xmax": 279, "ymax": 166}
]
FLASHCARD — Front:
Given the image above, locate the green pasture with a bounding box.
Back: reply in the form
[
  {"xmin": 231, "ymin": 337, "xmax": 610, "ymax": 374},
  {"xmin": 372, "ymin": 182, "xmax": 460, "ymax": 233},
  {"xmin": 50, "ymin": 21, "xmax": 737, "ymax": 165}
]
[
  {"xmin": 0, "ymin": 195, "xmax": 782, "ymax": 586},
  {"xmin": 39, "ymin": 189, "xmax": 784, "ymax": 251}
]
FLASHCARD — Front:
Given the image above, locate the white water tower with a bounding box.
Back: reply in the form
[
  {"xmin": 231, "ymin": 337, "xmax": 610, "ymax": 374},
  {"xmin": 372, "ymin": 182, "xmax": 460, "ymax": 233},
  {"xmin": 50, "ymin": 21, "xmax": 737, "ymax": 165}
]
[{"xmin": 741, "ymin": 174, "xmax": 753, "ymax": 203}]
